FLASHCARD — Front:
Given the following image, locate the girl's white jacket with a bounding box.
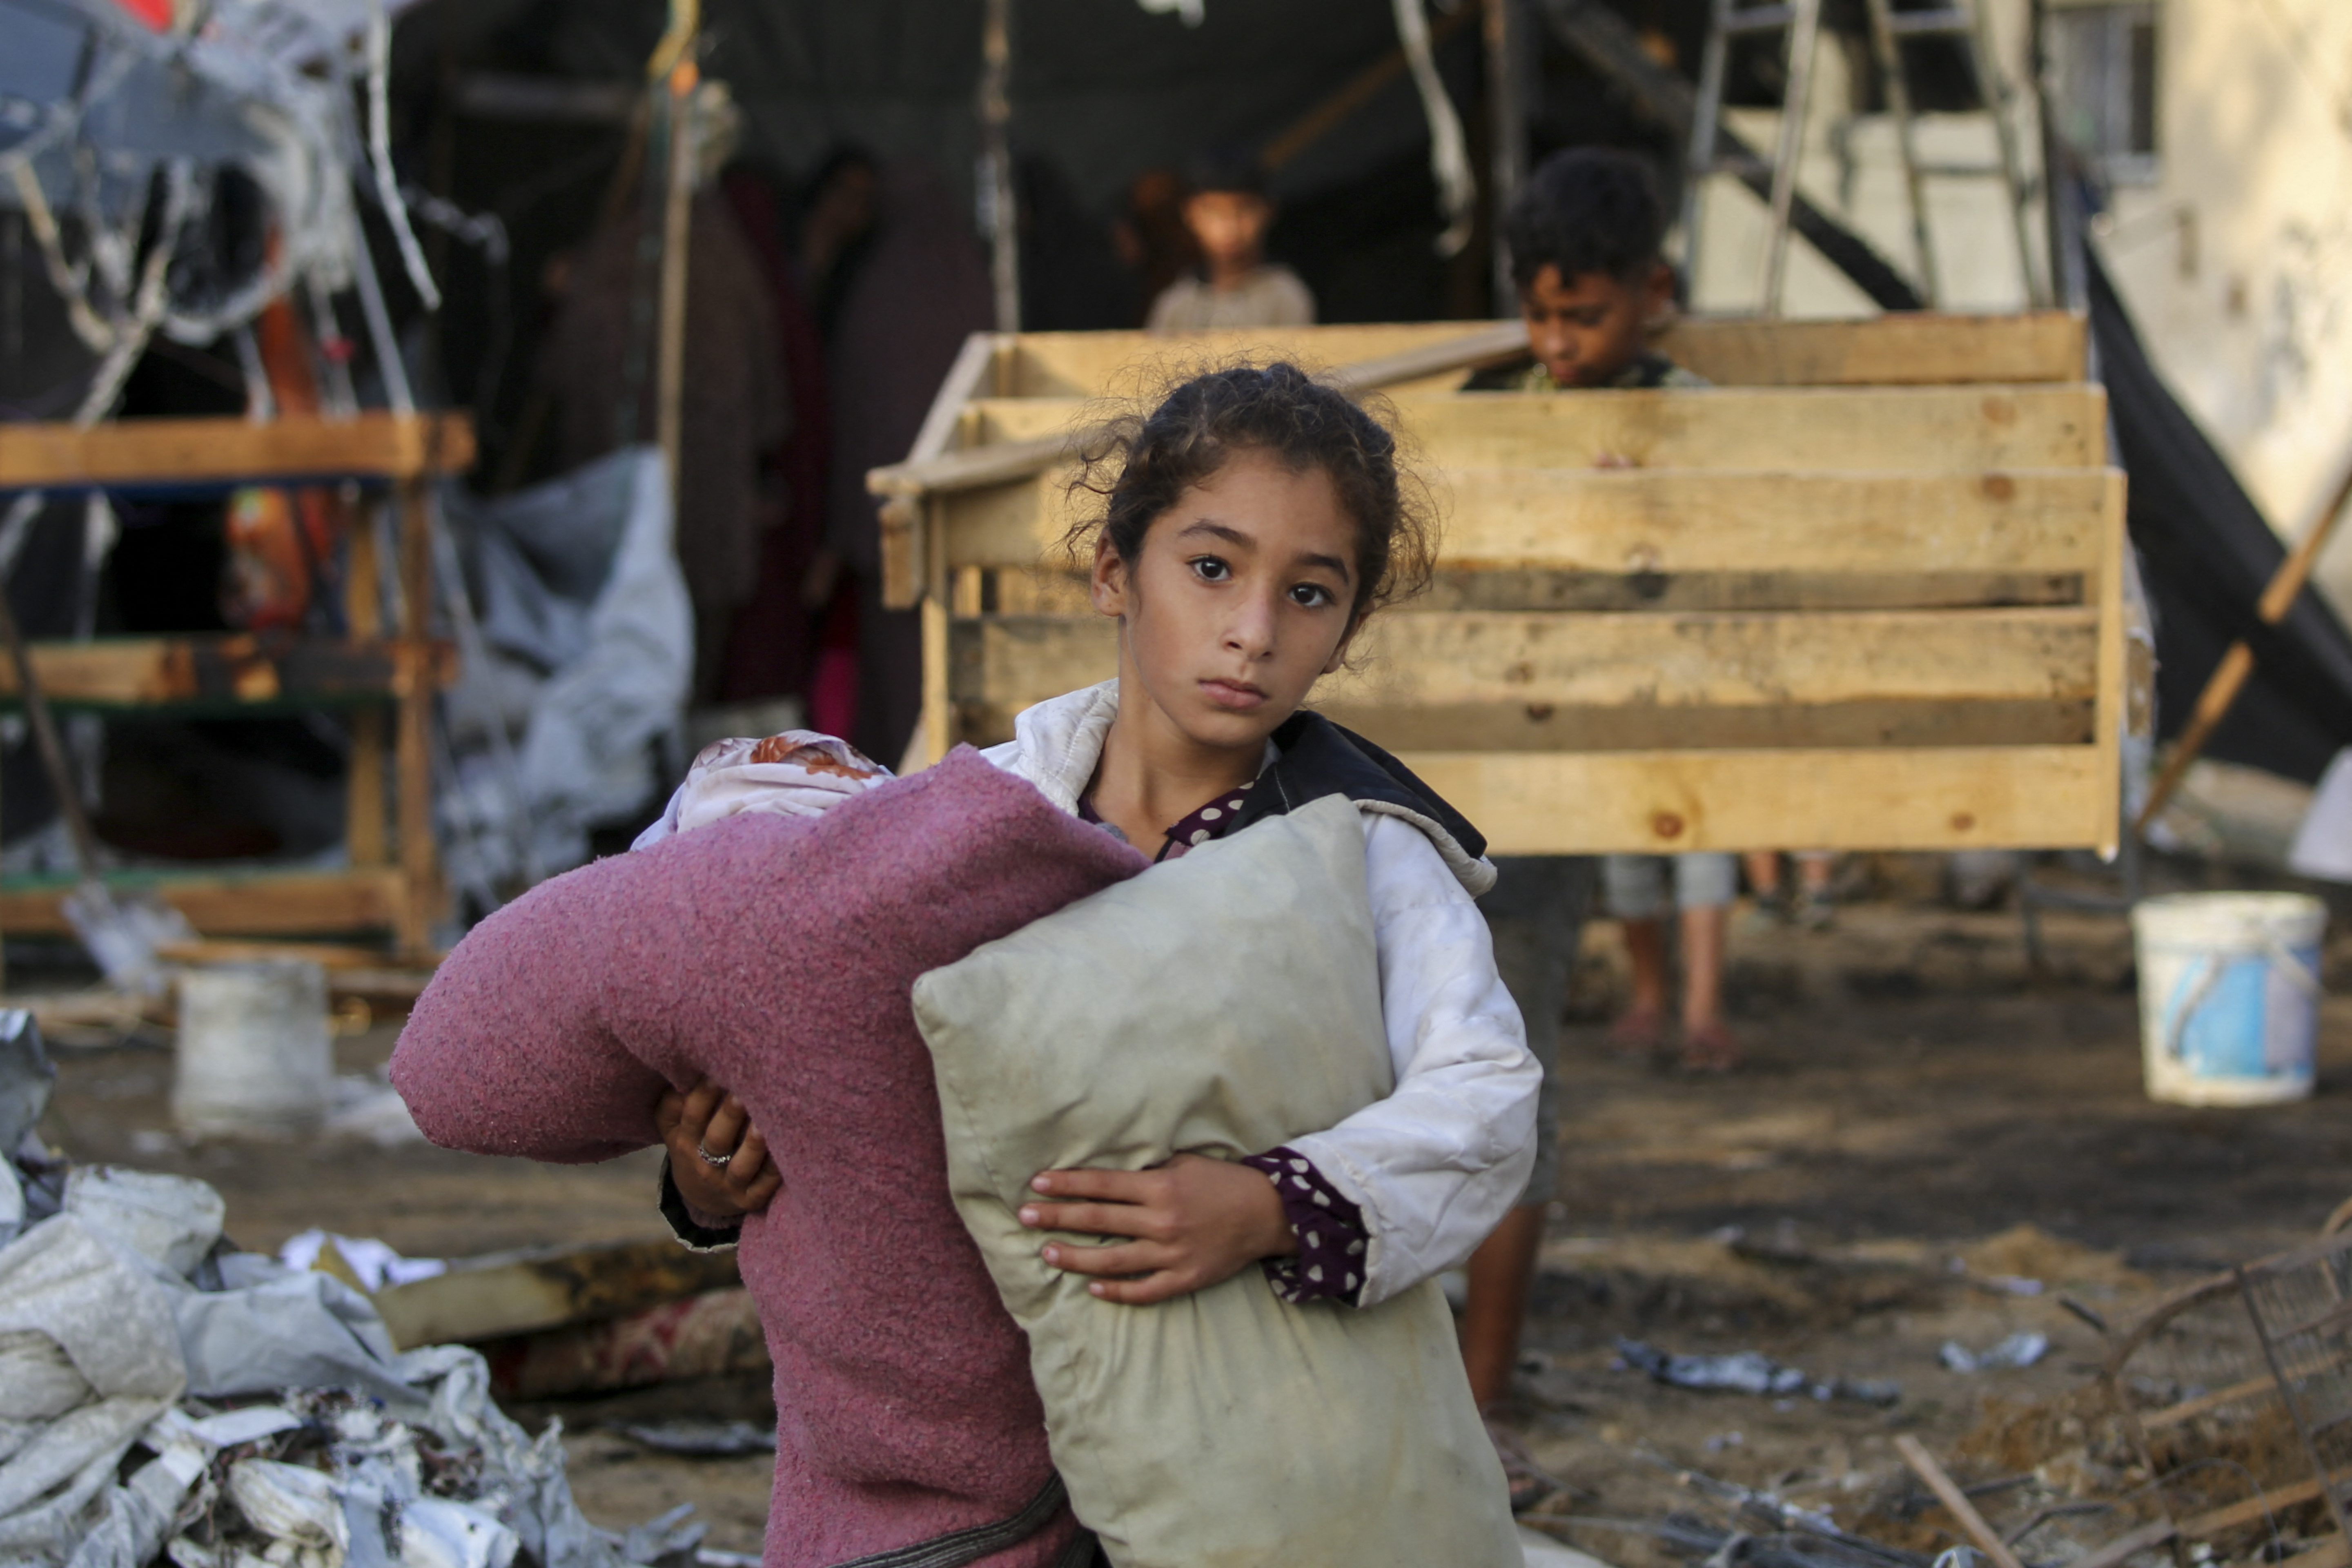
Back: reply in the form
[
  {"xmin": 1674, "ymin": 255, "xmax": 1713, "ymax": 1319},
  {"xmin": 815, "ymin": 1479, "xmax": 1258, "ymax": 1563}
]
[{"xmin": 981, "ymin": 682, "xmax": 1540, "ymax": 1307}]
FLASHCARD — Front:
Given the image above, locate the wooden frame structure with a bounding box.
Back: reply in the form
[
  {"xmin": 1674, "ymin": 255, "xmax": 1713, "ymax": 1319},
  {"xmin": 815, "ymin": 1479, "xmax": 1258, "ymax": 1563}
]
[
  {"xmin": 870, "ymin": 314, "xmax": 2126, "ymax": 857},
  {"xmin": 0, "ymin": 412, "xmax": 473, "ymax": 949}
]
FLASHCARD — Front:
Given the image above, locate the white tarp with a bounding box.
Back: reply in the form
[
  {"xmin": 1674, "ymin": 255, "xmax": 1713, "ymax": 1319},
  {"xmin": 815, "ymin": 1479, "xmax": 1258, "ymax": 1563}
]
[
  {"xmin": 0, "ymin": 1022, "xmax": 701, "ymax": 1568},
  {"xmin": 438, "ymin": 446, "xmax": 692, "ymax": 899}
]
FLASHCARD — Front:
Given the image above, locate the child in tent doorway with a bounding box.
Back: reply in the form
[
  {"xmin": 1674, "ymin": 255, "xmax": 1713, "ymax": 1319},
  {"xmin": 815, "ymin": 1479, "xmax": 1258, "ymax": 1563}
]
[
  {"xmin": 659, "ymin": 363, "xmax": 1543, "ymax": 1512},
  {"xmin": 1143, "ymin": 151, "xmax": 1316, "ymax": 333}
]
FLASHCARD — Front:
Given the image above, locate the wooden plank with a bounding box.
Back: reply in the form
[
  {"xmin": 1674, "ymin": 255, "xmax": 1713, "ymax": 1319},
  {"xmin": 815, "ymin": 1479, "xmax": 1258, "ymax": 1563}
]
[
  {"xmin": 1005, "ymin": 323, "xmax": 1496, "ymax": 397},
  {"xmin": 2141, "ymin": 1372, "xmax": 2281, "ymax": 1430},
  {"xmin": 0, "ymin": 635, "xmax": 454, "ymax": 709},
  {"xmin": 943, "ymin": 468, "xmax": 2116, "ymax": 579},
  {"xmin": 953, "ymin": 609, "xmax": 2100, "ymax": 715},
  {"xmin": 2092, "ymin": 470, "xmax": 2128, "ymax": 857},
  {"xmin": 1895, "ymin": 1434, "xmax": 2031, "ymax": 1568},
  {"xmin": 1389, "ymin": 746, "xmax": 2112, "ymax": 853},
  {"xmin": 960, "ymin": 697, "xmax": 2093, "ymax": 753},
  {"xmin": 371, "ymin": 1238, "xmax": 741, "ymax": 1350},
  {"xmin": 0, "ymin": 411, "xmax": 476, "ymax": 490},
  {"xmin": 985, "ymin": 563, "xmax": 2085, "ymax": 615},
  {"xmin": 0, "ymin": 867, "xmax": 408, "ymax": 935},
  {"xmin": 871, "ymin": 323, "xmax": 1580, "ymax": 515},
  {"xmin": 2178, "ymin": 1476, "xmax": 2325, "ymax": 1538},
  {"xmin": 973, "ymin": 385, "xmax": 2107, "ymax": 473},
  {"xmin": 998, "ymin": 313, "xmax": 2085, "ymax": 396},
  {"xmin": 1659, "ymin": 312, "xmax": 2087, "ymax": 387}
]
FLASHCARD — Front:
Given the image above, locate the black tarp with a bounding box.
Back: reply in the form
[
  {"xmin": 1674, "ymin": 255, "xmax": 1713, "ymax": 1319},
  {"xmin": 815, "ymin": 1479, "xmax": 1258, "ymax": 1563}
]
[{"xmin": 2088, "ymin": 246, "xmax": 2352, "ymax": 785}]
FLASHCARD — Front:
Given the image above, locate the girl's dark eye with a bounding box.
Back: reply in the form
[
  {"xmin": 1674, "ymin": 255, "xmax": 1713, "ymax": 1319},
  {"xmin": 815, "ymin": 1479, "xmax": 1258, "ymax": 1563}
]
[
  {"xmin": 1290, "ymin": 583, "xmax": 1336, "ymax": 608},
  {"xmin": 1190, "ymin": 556, "xmax": 1231, "ymax": 582}
]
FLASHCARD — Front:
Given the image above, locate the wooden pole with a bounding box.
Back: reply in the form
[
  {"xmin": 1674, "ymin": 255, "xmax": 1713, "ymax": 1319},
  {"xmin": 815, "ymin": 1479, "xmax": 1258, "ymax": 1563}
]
[
  {"xmin": 393, "ymin": 477, "xmax": 439, "ymax": 955},
  {"xmin": 1484, "ymin": 0, "xmax": 1528, "ymax": 313},
  {"xmin": 2134, "ymin": 458, "xmax": 2352, "ymax": 835},
  {"xmin": 653, "ymin": 60, "xmax": 698, "ymax": 512},
  {"xmin": 979, "ymin": 0, "xmax": 1019, "ymax": 334},
  {"xmin": 344, "ymin": 501, "xmax": 388, "ymax": 869}
]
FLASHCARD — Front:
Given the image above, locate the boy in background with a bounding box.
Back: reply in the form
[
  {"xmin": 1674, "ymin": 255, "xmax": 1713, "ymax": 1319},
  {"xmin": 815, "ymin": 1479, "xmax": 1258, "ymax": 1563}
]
[
  {"xmin": 1144, "ymin": 151, "xmax": 1316, "ymax": 332},
  {"xmin": 1459, "ymin": 147, "xmax": 1739, "ymax": 1490}
]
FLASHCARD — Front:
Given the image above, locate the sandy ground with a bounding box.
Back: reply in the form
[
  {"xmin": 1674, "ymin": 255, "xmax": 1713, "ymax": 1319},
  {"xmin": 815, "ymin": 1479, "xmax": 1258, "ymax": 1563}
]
[{"xmin": 27, "ymin": 873, "xmax": 2352, "ymax": 1563}]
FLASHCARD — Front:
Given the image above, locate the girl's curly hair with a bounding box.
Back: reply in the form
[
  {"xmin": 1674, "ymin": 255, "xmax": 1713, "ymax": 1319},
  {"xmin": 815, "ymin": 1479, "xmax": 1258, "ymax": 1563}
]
[{"xmin": 1061, "ymin": 361, "xmax": 1438, "ymax": 619}]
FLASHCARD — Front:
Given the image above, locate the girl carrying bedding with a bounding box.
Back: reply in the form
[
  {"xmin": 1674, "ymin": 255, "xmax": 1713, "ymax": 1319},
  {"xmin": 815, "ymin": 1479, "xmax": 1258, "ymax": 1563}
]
[
  {"xmin": 397, "ymin": 362, "xmax": 1537, "ymax": 1568},
  {"xmin": 665, "ymin": 362, "xmax": 1538, "ymax": 1318}
]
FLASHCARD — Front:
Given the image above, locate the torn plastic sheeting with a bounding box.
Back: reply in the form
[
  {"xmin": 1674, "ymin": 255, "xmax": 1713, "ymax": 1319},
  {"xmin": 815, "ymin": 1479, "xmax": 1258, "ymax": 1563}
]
[
  {"xmin": 279, "ymin": 1229, "xmax": 447, "ymax": 1290},
  {"xmin": 0, "ymin": 1010, "xmax": 54, "ymax": 1154},
  {"xmin": 1938, "ymin": 1332, "xmax": 2049, "ymax": 1373},
  {"xmin": 63, "ymin": 1167, "xmax": 224, "ymax": 1278},
  {"xmin": 439, "ymin": 447, "xmax": 691, "ymax": 891},
  {"xmin": 176, "ymin": 1266, "xmax": 422, "ymax": 1410},
  {"xmin": 1615, "ymin": 1338, "xmax": 1902, "ymax": 1407}
]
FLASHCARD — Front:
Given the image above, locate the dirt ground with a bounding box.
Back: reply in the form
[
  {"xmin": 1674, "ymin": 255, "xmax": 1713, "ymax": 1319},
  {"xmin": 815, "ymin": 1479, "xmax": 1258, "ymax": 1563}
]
[{"xmin": 27, "ymin": 862, "xmax": 2352, "ymax": 1563}]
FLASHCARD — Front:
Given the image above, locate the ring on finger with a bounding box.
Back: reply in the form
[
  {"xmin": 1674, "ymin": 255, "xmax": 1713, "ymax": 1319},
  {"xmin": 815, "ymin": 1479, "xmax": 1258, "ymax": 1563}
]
[{"xmin": 696, "ymin": 1144, "xmax": 733, "ymax": 1168}]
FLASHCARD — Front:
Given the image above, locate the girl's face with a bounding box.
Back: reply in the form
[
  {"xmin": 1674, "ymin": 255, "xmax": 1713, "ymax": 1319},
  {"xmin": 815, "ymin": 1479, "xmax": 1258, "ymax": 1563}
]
[{"xmin": 1092, "ymin": 448, "xmax": 1361, "ymax": 757}]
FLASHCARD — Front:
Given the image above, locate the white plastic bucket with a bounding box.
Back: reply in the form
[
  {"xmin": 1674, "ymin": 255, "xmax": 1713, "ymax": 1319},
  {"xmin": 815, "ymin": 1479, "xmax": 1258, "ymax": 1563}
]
[
  {"xmin": 2130, "ymin": 893, "xmax": 2326, "ymax": 1107},
  {"xmin": 174, "ymin": 959, "xmax": 333, "ymax": 1136}
]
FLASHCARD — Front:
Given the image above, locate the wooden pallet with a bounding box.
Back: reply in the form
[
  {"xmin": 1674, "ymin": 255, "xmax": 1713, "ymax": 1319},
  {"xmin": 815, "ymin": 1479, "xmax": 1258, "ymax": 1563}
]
[
  {"xmin": 0, "ymin": 412, "xmax": 472, "ymax": 946},
  {"xmin": 869, "ymin": 315, "xmax": 2125, "ymax": 856}
]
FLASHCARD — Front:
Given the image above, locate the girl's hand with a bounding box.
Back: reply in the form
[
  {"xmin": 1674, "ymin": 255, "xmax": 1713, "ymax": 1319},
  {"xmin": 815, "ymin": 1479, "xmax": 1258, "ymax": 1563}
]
[
  {"xmin": 655, "ymin": 1079, "xmax": 781, "ymax": 1218},
  {"xmin": 1018, "ymin": 1154, "xmax": 1295, "ymax": 1305}
]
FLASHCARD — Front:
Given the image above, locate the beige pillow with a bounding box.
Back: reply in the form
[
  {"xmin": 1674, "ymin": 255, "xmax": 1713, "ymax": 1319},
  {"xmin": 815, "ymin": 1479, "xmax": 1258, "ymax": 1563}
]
[{"xmin": 911, "ymin": 795, "xmax": 1519, "ymax": 1568}]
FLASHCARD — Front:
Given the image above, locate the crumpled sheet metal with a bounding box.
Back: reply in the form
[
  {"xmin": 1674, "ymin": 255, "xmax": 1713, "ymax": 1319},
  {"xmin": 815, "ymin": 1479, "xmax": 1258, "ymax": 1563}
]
[{"xmin": 0, "ymin": 1129, "xmax": 693, "ymax": 1568}]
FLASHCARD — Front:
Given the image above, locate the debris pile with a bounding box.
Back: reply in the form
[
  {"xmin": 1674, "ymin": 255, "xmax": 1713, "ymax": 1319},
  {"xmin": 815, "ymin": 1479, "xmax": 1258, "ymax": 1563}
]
[{"xmin": 0, "ymin": 1013, "xmax": 695, "ymax": 1568}]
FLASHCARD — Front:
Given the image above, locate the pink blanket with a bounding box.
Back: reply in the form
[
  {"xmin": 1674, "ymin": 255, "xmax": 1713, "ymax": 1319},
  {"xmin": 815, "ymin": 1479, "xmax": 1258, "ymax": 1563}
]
[{"xmin": 392, "ymin": 750, "xmax": 1145, "ymax": 1567}]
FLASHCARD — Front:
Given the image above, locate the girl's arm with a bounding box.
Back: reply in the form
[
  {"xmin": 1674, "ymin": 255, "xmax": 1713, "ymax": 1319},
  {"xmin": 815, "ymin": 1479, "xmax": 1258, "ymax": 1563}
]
[{"xmin": 1278, "ymin": 814, "xmax": 1540, "ymax": 1308}]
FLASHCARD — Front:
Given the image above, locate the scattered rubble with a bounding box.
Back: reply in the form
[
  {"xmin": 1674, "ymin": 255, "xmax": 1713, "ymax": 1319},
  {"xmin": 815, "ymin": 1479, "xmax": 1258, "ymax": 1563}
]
[
  {"xmin": 1614, "ymin": 1339, "xmax": 1903, "ymax": 1408},
  {"xmin": 0, "ymin": 1014, "xmax": 705, "ymax": 1568},
  {"xmin": 1936, "ymin": 1334, "xmax": 2049, "ymax": 1374}
]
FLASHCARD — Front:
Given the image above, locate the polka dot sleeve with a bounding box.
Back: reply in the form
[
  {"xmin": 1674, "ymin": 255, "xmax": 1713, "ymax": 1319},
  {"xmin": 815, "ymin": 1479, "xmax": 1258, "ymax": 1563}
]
[{"xmin": 1238, "ymin": 1145, "xmax": 1370, "ymax": 1306}]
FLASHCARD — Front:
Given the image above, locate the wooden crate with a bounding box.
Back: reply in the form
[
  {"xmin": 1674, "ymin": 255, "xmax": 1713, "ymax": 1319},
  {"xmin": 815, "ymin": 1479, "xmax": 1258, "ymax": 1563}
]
[{"xmin": 869, "ymin": 315, "xmax": 2125, "ymax": 856}]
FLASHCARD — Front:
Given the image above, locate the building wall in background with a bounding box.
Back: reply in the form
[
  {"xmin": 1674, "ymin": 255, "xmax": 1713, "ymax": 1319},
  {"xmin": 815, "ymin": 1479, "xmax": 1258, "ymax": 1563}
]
[{"xmin": 1680, "ymin": 0, "xmax": 2352, "ymax": 616}]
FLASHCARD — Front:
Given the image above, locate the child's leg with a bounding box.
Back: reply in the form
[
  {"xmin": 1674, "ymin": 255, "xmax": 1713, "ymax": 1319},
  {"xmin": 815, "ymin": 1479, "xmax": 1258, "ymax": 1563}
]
[
  {"xmin": 1465, "ymin": 857, "xmax": 1587, "ymax": 1410},
  {"xmin": 1601, "ymin": 855, "xmax": 1670, "ymax": 1049},
  {"xmin": 1793, "ymin": 851, "xmax": 1838, "ymax": 929},
  {"xmin": 1465, "ymin": 1204, "xmax": 1545, "ymax": 1409},
  {"xmin": 1674, "ymin": 853, "xmax": 1739, "ymax": 1070}
]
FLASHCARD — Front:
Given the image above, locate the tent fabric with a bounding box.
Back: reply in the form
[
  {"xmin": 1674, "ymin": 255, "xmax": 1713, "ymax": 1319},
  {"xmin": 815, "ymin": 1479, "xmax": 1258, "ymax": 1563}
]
[
  {"xmin": 2087, "ymin": 247, "xmax": 2352, "ymax": 784},
  {"xmin": 397, "ymin": 0, "xmax": 1459, "ymax": 214}
]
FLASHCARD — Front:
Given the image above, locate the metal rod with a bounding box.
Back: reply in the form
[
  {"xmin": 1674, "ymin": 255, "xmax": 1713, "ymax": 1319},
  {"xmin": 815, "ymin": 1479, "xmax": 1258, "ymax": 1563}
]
[
  {"xmin": 1682, "ymin": 0, "xmax": 1736, "ymax": 278},
  {"xmin": 1760, "ymin": 0, "xmax": 1824, "ymax": 315},
  {"xmin": 1485, "ymin": 0, "xmax": 1529, "ymax": 312},
  {"xmin": 1864, "ymin": 0, "xmax": 1942, "ymax": 304}
]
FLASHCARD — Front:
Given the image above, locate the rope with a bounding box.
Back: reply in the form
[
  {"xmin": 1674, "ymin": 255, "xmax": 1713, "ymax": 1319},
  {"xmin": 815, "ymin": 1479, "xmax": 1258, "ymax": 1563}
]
[{"xmin": 1392, "ymin": 0, "xmax": 1477, "ymax": 258}]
